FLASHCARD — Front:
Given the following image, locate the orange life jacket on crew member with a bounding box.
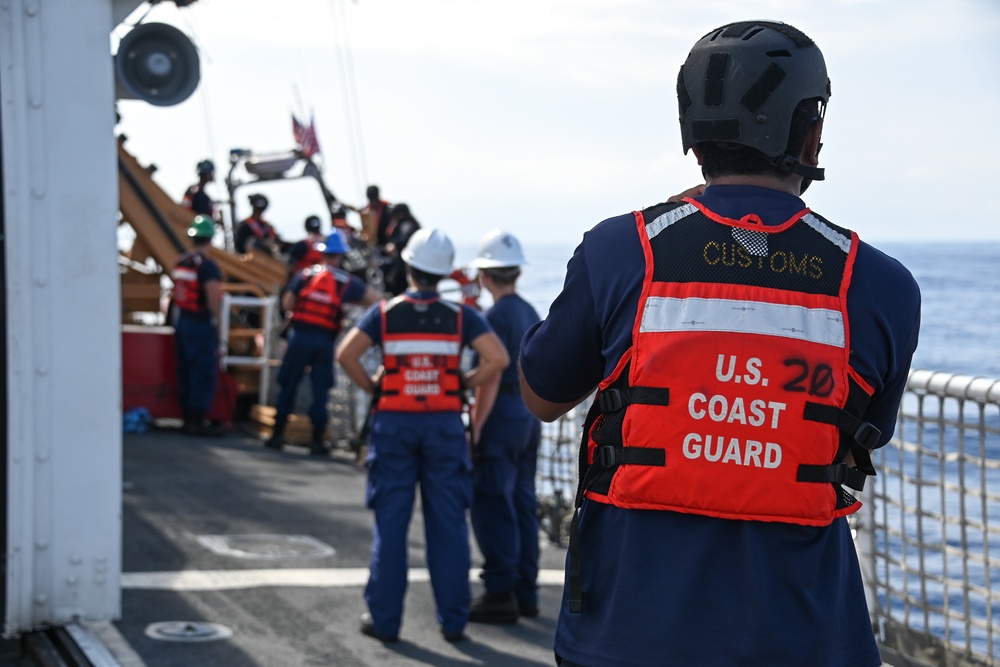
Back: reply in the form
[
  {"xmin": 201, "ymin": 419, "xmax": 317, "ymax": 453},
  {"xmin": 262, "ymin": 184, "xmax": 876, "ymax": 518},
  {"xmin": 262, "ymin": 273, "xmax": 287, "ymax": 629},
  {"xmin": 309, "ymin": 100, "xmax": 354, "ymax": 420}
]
[
  {"xmin": 171, "ymin": 251, "xmax": 208, "ymax": 313},
  {"xmin": 290, "ymin": 266, "xmax": 349, "ymax": 333},
  {"xmin": 243, "ymin": 216, "xmax": 276, "ymax": 242},
  {"xmin": 577, "ymin": 199, "xmax": 882, "ymax": 527},
  {"xmin": 293, "ymin": 233, "xmax": 326, "ymax": 273},
  {"xmin": 377, "ymin": 294, "xmax": 465, "ymax": 412}
]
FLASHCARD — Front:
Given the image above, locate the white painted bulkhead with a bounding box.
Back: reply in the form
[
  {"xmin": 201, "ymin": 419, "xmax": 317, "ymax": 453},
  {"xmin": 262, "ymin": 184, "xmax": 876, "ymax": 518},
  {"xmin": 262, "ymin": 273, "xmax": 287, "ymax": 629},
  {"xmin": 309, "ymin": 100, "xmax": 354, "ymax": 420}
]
[{"xmin": 0, "ymin": 0, "xmax": 137, "ymax": 636}]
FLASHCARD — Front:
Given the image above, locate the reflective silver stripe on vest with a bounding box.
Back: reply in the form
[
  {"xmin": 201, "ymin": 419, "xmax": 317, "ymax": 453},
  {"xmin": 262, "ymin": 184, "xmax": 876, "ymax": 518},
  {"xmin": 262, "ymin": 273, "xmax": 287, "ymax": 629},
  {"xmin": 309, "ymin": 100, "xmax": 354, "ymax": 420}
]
[
  {"xmin": 801, "ymin": 213, "xmax": 851, "ymax": 254},
  {"xmin": 640, "ymin": 296, "xmax": 845, "ymax": 347},
  {"xmin": 646, "ymin": 203, "xmax": 698, "ymax": 240},
  {"xmin": 383, "ymin": 340, "xmax": 461, "ymax": 355}
]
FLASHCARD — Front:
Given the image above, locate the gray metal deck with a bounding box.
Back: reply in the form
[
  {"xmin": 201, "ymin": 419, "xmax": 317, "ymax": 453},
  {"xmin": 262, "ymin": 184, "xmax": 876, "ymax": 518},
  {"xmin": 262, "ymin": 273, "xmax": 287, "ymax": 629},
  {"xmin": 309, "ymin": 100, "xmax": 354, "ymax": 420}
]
[{"xmin": 107, "ymin": 426, "xmax": 567, "ymax": 667}]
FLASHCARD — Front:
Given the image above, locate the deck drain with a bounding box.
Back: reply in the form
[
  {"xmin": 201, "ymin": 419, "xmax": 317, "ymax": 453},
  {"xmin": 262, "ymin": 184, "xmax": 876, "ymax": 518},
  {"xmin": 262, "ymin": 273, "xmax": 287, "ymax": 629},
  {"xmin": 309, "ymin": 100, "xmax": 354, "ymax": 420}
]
[
  {"xmin": 196, "ymin": 534, "xmax": 336, "ymax": 560},
  {"xmin": 145, "ymin": 621, "xmax": 233, "ymax": 643}
]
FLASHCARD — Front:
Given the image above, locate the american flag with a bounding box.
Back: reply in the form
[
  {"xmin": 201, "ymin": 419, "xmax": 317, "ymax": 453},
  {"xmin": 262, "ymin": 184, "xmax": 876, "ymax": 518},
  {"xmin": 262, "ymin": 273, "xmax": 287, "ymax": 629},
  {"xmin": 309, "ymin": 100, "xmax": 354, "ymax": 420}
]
[{"xmin": 292, "ymin": 114, "xmax": 320, "ymax": 158}]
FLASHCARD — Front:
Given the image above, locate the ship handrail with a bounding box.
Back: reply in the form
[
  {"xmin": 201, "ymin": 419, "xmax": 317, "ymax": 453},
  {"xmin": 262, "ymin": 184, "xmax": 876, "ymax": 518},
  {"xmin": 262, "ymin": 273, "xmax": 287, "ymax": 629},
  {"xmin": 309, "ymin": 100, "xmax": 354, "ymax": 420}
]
[{"xmin": 860, "ymin": 369, "xmax": 1000, "ymax": 666}]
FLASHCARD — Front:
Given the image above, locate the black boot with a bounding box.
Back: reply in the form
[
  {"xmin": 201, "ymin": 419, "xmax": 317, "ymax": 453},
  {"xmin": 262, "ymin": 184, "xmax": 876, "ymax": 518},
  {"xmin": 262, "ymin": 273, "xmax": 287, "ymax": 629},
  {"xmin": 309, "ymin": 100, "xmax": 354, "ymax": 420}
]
[
  {"xmin": 183, "ymin": 411, "xmax": 206, "ymax": 436},
  {"xmin": 469, "ymin": 590, "xmax": 519, "ymax": 624},
  {"xmin": 184, "ymin": 412, "xmax": 224, "ymax": 438},
  {"xmin": 309, "ymin": 428, "xmax": 329, "ymax": 456},
  {"xmin": 181, "ymin": 409, "xmax": 197, "ymax": 435},
  {"xmin": 265, "ymin": 420, "xmax": 286, "ymax": 450}
]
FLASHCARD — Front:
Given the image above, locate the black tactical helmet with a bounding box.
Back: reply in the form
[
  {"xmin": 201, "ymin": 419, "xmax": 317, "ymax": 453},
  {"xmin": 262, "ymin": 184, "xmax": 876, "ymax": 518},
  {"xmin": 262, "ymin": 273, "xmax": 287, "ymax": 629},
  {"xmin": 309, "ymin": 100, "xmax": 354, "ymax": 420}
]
[
  {"xmin": 305, "ymin": 215, "xmax": 322, "ymax": 232},
  {"xmin": 677, "ymin": 21, "xmax": 830, "ymax": 179},
  {"xmin": 249, "ymin": 193, "xmax": 269, "ymax": 210}
]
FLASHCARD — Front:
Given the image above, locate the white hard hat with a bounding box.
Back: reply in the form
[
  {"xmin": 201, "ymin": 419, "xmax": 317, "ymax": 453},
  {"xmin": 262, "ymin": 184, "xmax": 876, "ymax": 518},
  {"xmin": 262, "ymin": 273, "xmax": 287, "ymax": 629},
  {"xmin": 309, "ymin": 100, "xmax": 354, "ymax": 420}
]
[
  {"xmin": 467, "ymin": 229, "xmax": 528, "ymax": 268},
  {"xmin": 401, "ymin": 228, "xmax": 455, "ymax": 275}
]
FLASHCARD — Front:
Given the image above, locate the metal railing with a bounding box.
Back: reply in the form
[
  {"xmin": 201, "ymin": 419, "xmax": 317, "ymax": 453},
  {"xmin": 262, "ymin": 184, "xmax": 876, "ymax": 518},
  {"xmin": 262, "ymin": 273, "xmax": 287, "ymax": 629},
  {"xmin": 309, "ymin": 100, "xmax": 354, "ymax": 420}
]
[{"xmin": 859, "ymin": 370, "xmax": 1000, "ymax": 667}]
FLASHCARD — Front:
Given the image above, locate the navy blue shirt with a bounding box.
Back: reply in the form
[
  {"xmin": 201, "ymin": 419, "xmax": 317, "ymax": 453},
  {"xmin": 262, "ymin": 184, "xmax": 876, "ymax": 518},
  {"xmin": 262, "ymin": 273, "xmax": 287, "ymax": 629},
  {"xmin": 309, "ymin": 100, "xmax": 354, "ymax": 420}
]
[
  {"xmin": 185, "ymin": 185, "xmax": 214, "ymax": 217},
  {"xmin": 177, "ymin": 253, "xmax": 221, "ymax": 321},
  {"xmin": 482, "ymin": 293, "xmax": 540, "ymax": 389},
  {"xmin": 355, "ymin": 290, "xmax": 492, "ymax": 348},
  {"xmin": 520, "ymin": 185, "xmax": 920, "ymax": 667}
]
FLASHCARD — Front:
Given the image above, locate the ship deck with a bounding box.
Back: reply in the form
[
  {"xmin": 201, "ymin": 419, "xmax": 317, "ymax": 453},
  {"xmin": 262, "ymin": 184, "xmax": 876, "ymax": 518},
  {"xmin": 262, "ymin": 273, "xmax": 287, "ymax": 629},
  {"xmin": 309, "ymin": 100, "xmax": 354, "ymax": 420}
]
[{"xmin": 103, "ymin": 425, "xmax": 567, "ymax": 667}]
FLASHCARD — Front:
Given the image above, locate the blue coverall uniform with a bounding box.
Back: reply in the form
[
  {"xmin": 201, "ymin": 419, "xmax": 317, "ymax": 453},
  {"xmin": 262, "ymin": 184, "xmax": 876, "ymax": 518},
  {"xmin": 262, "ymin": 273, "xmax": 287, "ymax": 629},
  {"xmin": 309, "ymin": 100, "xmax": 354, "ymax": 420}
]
[
  {"xmin": 355, "ymin": 291, "xmax": 491, "ymax": 639},
  {"xmin": 174, "ymin": 256, "xmax": 222, "ymax": 416},
  {"xmin": 470, "ymin": 293, "xmax": 542, "ymax": 608},
  {"xmin": 274, "ymin": 267, "xmax": 369, "ymax": 437}
]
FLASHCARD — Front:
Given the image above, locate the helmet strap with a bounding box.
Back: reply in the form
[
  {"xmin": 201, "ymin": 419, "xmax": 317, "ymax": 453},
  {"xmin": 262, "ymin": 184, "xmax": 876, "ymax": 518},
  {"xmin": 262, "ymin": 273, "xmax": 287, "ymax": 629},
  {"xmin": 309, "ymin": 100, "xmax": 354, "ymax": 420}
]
[{"xmin": 768, "ymin": 153, "xmax": 824, "ymax": 194}]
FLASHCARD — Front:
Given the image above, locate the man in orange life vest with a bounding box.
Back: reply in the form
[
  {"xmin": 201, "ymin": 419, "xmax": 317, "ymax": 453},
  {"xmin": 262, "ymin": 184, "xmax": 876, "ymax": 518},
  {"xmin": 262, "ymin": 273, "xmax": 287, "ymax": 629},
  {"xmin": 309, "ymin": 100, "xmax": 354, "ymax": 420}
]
[
  {"xmin": 170, "ymin": 215, "xmax": 224, "ymax": 437},
  {"xmin": 267, "ymin": 230, "xmax": 379, "ymax": 455},
  {"xmin": 336, "ymin": 228, "xmax": 509, "ymax": 643},
  {"xmin": 518, "ymin": 20, "xmax": 920, "ymax": 667},
  {"xmin": 234, "ymin": 192, "xmax": 282, "ymax": 256}
]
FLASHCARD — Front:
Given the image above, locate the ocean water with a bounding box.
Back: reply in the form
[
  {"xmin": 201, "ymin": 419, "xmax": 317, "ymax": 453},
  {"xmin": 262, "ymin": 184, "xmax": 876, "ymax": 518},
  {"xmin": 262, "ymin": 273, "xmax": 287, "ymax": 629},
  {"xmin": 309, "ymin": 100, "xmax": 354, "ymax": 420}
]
[{"xmin": 458, "ymin": 240, "xmax": 1000, "ymax": 381}]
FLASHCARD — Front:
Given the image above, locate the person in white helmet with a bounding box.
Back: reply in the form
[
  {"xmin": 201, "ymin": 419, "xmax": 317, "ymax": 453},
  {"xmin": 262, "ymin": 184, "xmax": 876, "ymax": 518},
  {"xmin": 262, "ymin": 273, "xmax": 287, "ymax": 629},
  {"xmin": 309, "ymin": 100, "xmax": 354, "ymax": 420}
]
[
  {"xmin": 465, "ymin": 230, "xmax": 542, "ymax": 624},
  {"xmin": 336, "ymin": 227, "xmax": 509, "ymax": 644}
]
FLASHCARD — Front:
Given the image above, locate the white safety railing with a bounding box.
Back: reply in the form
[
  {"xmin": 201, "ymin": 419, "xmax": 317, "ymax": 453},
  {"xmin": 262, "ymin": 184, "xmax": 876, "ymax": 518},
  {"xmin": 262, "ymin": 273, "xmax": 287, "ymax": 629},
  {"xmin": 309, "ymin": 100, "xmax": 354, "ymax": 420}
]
[{"xmin": 862, "ymin": 370, "xmax": 1000, "ymax": 667}]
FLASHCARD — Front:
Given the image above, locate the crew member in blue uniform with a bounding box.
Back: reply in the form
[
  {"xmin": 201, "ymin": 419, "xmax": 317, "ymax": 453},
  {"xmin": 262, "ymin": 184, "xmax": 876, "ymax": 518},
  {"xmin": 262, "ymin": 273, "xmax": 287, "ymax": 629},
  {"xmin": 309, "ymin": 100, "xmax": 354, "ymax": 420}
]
[
  {"xmin": 267, "ymin": 230, "xmax": 379, "ymax": 455},
  {"xmin": 465, "ymin": 230, "xmax": 543, "ymax": 624},
  {"xmin": 170, "ymin": 215, "xmax": 225, "ymax": 437},
  {"xmin": 181, "ymin": 159, "xmax": 216, "ymax": 218},
  {"xmin": 234, "ymin": 193, "xmax": 281, "ymax": 256},
  {"xmin": 336, "ymin": 228, "xmax": 509, "ymax": 643},
  {"xmin": 519, "ymin": 20, "xmax": 921, "ymax": 667}
]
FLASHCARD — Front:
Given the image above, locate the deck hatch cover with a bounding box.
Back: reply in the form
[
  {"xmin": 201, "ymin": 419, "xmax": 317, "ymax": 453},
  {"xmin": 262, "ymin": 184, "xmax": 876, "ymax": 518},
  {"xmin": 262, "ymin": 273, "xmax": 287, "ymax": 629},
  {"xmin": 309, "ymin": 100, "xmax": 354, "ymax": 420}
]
[{"xmin": 195, "ymin": 534, "xmax": 336, "ymax": 560}]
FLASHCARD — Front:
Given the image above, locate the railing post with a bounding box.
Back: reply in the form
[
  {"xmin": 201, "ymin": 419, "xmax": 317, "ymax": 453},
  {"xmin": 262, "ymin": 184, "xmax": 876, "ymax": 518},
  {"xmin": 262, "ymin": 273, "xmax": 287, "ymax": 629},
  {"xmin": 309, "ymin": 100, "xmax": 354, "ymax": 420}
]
[{"xmin": 857, "ymin": 482, "xmax": 880, "ymax": 633}]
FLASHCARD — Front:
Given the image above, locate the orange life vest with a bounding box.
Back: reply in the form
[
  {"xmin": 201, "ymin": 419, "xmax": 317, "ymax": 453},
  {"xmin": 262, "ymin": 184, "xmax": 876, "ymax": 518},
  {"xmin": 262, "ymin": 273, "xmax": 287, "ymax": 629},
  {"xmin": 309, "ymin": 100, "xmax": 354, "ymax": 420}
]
[
  {"xmin": 290, "ymin": 266, "xmax": 349, "ymax": 333},
  {"xmin": 377, "ymin": 295, "xmax": 465, "ymax": 412},
  {"xmin": 171, "ymin": 251, "xmax": 207, "ymax": 313},
  {"xmin": 243, "ymin": 216, "xmax": 276, "ymax": 241},
  {"xmin": 293, "ymin": 233, "xmax": 326, "ymax": 273},
  {"xmin": 578, "ymin": 199, "xmax": 880, "ymax": 527}
]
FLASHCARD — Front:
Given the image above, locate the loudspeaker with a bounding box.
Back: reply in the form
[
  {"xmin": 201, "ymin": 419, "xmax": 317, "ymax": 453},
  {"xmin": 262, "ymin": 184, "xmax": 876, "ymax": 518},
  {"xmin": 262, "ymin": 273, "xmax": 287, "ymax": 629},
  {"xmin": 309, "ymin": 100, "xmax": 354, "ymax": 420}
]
[{"xmin": 115, "ymin": 23, "xmax": 200, "ymax": 107}]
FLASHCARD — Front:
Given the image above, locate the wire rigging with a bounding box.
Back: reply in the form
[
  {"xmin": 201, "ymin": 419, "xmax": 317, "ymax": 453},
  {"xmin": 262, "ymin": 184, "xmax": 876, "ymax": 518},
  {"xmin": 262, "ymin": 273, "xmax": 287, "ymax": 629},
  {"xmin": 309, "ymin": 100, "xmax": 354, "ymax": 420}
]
[{"xmin": 330, "ymin": 0, "xmax": 369, "ymax": 199}]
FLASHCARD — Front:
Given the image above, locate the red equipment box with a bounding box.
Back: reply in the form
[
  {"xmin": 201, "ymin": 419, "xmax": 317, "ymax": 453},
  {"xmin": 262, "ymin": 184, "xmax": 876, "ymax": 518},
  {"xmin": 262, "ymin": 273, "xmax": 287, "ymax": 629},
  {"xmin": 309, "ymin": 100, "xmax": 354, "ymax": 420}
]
[{"xmin": 122, "ymin": 325, "xmax": 236, "ymax": 424}]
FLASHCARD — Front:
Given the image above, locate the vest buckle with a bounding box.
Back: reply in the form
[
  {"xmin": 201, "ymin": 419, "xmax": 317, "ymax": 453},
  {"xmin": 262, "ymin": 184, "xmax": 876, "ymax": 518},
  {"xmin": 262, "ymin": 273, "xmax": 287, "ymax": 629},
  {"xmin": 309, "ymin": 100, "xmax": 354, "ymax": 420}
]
[
  {"xmin": 853, "ymin": 421, "xmax": 881, "ymax": 449},
  {"xmin": 597, "ymin": 389, "xmax": 625, "ymax": 413},
  {"xmin": 597, "ymin": 445, "xmax": 617, "ymax": 468}
]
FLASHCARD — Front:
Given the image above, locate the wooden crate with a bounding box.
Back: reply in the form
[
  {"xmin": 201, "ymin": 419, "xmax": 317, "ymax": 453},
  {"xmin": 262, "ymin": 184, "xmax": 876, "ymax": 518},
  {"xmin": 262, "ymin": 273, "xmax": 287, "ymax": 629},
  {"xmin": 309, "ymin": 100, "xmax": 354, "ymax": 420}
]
[{"xmin": 250, "ymin": 404, "xmax": 324, "ymax": 443}]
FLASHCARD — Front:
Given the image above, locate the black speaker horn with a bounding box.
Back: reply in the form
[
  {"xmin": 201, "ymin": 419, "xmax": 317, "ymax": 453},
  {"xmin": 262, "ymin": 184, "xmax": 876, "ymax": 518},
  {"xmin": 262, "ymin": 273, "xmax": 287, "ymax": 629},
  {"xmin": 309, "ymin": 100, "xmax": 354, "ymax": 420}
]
[{"xmin": 115, "ymin": 22, "xmax": 200, "ymax": 107}]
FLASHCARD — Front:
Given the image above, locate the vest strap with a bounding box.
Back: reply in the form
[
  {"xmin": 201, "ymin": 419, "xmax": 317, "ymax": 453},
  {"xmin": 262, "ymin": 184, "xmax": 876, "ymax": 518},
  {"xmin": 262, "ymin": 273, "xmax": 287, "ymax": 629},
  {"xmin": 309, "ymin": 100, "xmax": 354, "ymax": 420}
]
[
  {"xmin": 803, "ymin": 402, "xmax": 881, "ymax": 449},
  {"xmin": 597, "ymin": 386, "xmax": 670, "ymax": 413},
  {"xmin": 596, "ymin": 445, "xmax": 665, "ymax": 469},
  {"xmin": 797, "ymin": 462, "xmax": 869, "ymax": 491}
]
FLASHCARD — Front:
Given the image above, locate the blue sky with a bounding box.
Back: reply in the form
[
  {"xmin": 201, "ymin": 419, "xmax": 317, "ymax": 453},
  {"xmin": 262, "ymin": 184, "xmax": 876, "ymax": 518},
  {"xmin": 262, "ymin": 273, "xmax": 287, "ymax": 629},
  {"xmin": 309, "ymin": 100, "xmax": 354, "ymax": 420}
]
[{"xmin": 115, "ymin": 0, "xmax": 1000, "ymax": 246}]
